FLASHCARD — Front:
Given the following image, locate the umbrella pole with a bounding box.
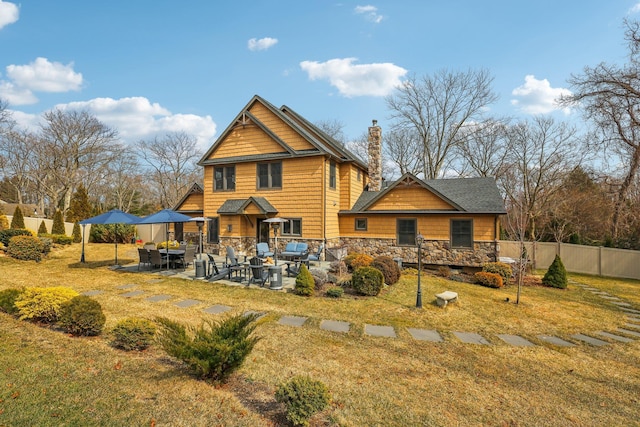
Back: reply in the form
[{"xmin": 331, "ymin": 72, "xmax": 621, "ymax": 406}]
[
  {"xmin": 80, "ymin": 224, "xmax": 86, "ymax": 263},
  {"xmin": 166, "ymin": 223, "xmax": 170, "ymax": 271},
  {"xmin": 115, "ymin": 223, "xmax": 119, "ymax": 266}
]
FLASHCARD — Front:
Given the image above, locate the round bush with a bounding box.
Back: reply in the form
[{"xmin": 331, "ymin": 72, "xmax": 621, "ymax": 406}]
[
  {"xmin": 7, "ymin": 235, "xmax": 45, "ymax": 261},
  {"xmin": 474, "ymin": 271, "xmax": 503, "ymax": 288},
  {"xmin": 325, "ymin": 286, "xmax": 344, "ymax": 298},
  {"xmin": 352, "ymin": 266, "xmax": 385, "ymax": 296},
  {"xmin": 15, "ymin": 286, "xmax": 79, "ymax": 323},
  {"xmin": 0, "ymin": 288, "xmax": 24, "ymax": 315},
  {"xmin": 111, "ymin": 317, "xmax": 156, "ymax": 351},
  {"xmin": 482, "ymin": 262, "xmax": 513, "ymax": 284},
  {"xmin": 59, "ymin": 295, "xmax": 106, "ymax": 336},
  {"xmin": 275, "ymin": 375, "xmax": 330, "ymax": 427},
  {"xmin": 543, "ymin": 255, "xmax": 568, "ymax": 289},
  {"xmin": 371, "ymin": 256, "xmax": 401, "ymax": 285},
  {"xmin": 344, "ymin": 253, "xmax": 374, "ymax": 271},
  {"xmin": 294, "ymin": 264, "xmax": 315, "ymax": 296},
  {"xmin": 0, "ymin": 229, "xmax": 33, "ymax": 247}
]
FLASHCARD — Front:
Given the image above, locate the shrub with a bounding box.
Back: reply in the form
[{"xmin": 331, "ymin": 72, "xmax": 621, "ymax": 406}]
[
  {"xmin": 59, "ymin": 295, "xmax": 106, "ymax": 336},
  {"xmin": 38, "ymin": 220, "xmax": 48, "ymax": 235},
  {"xmin": 371, "ymin": 256, "xmax": 401, "ymax": 285},
  {"xmin": 0, "ymin": 288, "xmax": 24, "ymax": 315},
  {"xmin": 482, "ymin": 262, "xmax": 513, "ymax": 284},
  {"xmin": 111, "ymin": 317, "xmax": 157, "ymax": 351},
  {"xmin": 39, "ymin": 237, "xmax": 52, "ymax": 255},
  {"xmin": 7, "ymin": 235, "xmax": 45, "ymax": 261},
  {"xmin": 352, "ymin": 266, "xmax": 385, "ymax": 296},
  {"xmin": 155, "ymin": 313, "xmax": 261, "ymax": 383},
  {"xmin": 275, "ymin": 375, "xmax": 330, "ymax": 427},
  {"xmin": 474, "ymin": 271, "xmax": 504, "ymax": 288},
  {"xmin": 15, "ymin": 286, "xmax": 79, "ymax": 323},
  {"xmin": 0, "ymin": 211, "xmax": 8, "ymax": 231},
  {"xmin": 294, "ymin": 264, "xmax": 315, "ymax": 296},
  {"xmin": 437, "ymin": 266, "xmax": 451, "ymax": 278},
  {"xmin": 0, "ymin": 228, "xmax": 32, "ymax": 246},
  {"xmin": 51, "ymin": 209, "xmax": 66, "ymax": 235},
  {"xmin": 10, "ymin": 206, "xmax": 25, "ymax": 229},
  {"xmin": 72, "ymin": 222, "xmax": 82, "ymax": 243},
  {"xmin": 543, "ymin": 255, "xmax": 568, "ymax": 289},
  {"xmin": 344, "ymin": 253, "xmax": 374, "ymax": 271},
  {"xmin": 90, "ymin": 223, "xmax": 135, "ymax": 244},
  {"xmin": 325, "ymin": 286, "xmax": 344, "ymax": 298},
  {"xmin": 336, "ymin": 275, "xmax": 352, "ymax": 288}
]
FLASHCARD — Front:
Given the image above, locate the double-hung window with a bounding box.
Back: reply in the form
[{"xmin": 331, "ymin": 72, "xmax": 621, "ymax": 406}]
[
  {"xmin": 282, "ymin": 218, "xmax": 302, "ymax": 236},
  {"xmin": 451, "ymin": 219, "xmax": 473, "ymax": 248},
  {"xmin": 257, "ymin": 162, "xmax": 282, "ymax": 189},
  {"xmin": 329, "ymin": 161, "xmax": 336, "ymax": 189},
  {"xmin": 214, "ymin": 166, "xmax": 235, "ymax": 191},
  {"xmin": 397, "ymin": 218, "xmax": 417, "ymax": 246}
]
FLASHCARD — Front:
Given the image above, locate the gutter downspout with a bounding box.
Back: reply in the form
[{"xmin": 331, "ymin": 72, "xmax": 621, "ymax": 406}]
[{"xmin": 323, "ymin": 157, "xmax": 327, "ymax": 250}]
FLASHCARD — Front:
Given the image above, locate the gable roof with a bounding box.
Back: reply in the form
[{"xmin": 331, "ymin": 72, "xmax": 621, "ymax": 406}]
[
  {"xmin": 198, "ymin": 95, "xmax": 368, "ymax": 169},
  {"xmin": 173, "ymin": 183, "xmax": 203, "ymax": 211},
  {"xmin": 346, "ymin": 173, "xmax": 506, "ymax": 214},
  {"xmin": 217, "ymin": 196, "xmax": 278, "ymax": 215}
]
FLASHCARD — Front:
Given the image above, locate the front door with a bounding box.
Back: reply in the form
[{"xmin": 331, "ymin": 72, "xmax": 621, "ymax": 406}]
[{"xmin": 257, "ymin": 219, "xmax": 270, "ymax": 243}]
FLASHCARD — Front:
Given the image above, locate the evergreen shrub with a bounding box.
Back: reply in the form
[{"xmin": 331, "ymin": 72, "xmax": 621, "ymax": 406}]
[
  {"xmin": 15, "ymin": 286, "xmax": 79, "ymax": 322},
  {"xmin": 7, "ymin": 235, "xmax": 45, "ymax": 261},
  {"xmin": 0, "ymin": 288, "xmax": 24, "ymax": 315},
  {"xmin": 59, "ymin": 295, "xmax": 106, "ymax": 336},
  {"xmin": 325, "ymin": 286, "xmax": 344, "ymax": 298},
  {"xmin": 542, "ymin": 255, "xmax": 568, "ymax": 289},
  {"xmin": 111, "ymin": 317, "xmax": 157, "ymax": 351},
  {"xmin": 0, "ymin": 211, "xmax": 8, "ymax": 230},
  {"xmin": 10, "ymin": 206, "xmax": 25, "ymax": 229},
  {"xmin": 343, "ymin": 253, "xmax": 373, "ymax": 271},
  {"xmin": 294, "ymin": 264, "xmax": 315, "ymax": 296},
  {"xmin": 275, "ymin": 375, "xmax": 330, "ymax": 427},
  {"xmin": 0, "ymin": 229, "xmax": 32, "ymax": 246},
  {"xmin": 371, "ymin": 255, "xmax": 401, "ymax": 285},
  {"xmin": 352, "ymin": 266, "xmax": 384, "ymax": 296},
  {"xmin": 482, "ymin": 262, "xmax": 513, "ymax": 284},
  {"xmin": 474, "ymin": 271, "xmax": 504, "ymax": 288},
  {"xmin": 72, "ymin": 222, "xmax": 82, "ymax": 243},
  {"xmin": 51, "ymin": 210, "xmax": 66, "ymax": 235},
  {"xmin": 38, "ymin": 220, "xmax": 48, "ymax": 235}
]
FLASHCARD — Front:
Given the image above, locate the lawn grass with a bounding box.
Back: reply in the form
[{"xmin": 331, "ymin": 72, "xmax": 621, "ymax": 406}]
[{"xmin": 1, "ymin": 243, "xmax": 639, "ymax": 426}]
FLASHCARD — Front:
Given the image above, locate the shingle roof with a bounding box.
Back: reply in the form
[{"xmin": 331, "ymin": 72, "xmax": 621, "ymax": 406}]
[{"xmin": 217, "ymin": 197, "xmax": 278, "ymax": 215}]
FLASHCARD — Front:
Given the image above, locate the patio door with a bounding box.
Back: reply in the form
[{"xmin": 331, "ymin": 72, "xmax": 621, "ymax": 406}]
[
  {"xmin": 174, "ymin": 222, "xmax": 184, "ymax": 242},
  {"xmin": 257, "ymin": 219, "xmax": 270, "ymax": 243}
]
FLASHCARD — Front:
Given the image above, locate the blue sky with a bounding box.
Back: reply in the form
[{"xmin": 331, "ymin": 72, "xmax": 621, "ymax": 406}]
[{"xmin": 0, "ymin": 1, "xmax": 638, "ymax": 150}]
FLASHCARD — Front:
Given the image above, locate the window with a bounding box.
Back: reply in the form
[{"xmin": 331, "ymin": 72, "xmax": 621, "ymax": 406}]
[
  {"xmin": 257, "ymin": 162, "xmax": 282, "ymax": 189},
  {"xmin": 282, "ymin": 218, "xmax": 302, "ymax": 236},
  {"xmin": 397, "ymin": 218, "xmax": 417, "ymax": 246},
  {"xmin": 355, "ymin": 218, "xmax": 368, "ymax": 231},
  {"xmin": 329, "ymin": 161, "xmax": 336, "ymax": 189},
  {"xmin": 207, "ymin": 217, "xmax": 219, "ymax": 243},
  {"xmin": 214, "ymin": 166, "xmax": 235, "ymax": 191},
  {"xmin": 357, "ymin": 169, "xmax": 361, "ymax": 181},
  {"xmin": 451, "ymin": 219, "xmax": 473, "ymax": 248}
]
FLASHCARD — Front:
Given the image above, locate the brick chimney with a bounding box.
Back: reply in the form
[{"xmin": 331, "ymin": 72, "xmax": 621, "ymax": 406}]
[{"xmin": 367, "ymin": 119, "xmax": 382, "ymax": 192}]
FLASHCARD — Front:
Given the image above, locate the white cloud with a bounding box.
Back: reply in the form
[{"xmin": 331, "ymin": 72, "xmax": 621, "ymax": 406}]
[
  {"xmin": 55, "ymin": 97, "xmax": 216, "ymax": 150},
  {"xmin": 247, "ymin": 37, "xmax": 278, "ymax": 51},
  {"xmin": 300, "ymin": 58, "xmax": 406, "ymax": 97},
  {"xmin": 0, "ymin": 1, "xmax": 19, "ymax": 30},
  {"xmin": 355, "ymin": 5, "xmax": 383, "ymax": 23},
  {"xmin": 628, "ymin": 2, "xmax": 640, "ymax": 14},
  {"xmin": 0, "ymin": 81, "xmax": 38, "ymax": 105},
  {"xmin": 510, "ymin": 75, "xmax": 572, "ymax": 115},
  {"xmin": 6, "ymin": 57, "xmax": 83, "ymax": 92}
]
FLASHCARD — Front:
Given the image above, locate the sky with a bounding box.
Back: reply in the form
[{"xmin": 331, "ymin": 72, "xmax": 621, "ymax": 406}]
[{"xmin": 0, "ymin": 1, "xmax": 639, "ymax": 152}]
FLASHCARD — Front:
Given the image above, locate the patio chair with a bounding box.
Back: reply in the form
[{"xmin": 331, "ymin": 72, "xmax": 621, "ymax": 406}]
[
  {"xmin": 175, "ymin": 246, "xmax": 196, "ymax": 270},
  {"xmin": 206, "ymin": 253, "xmax": 230, "ymax": 281},
  {"xmin": 225, "ymin": 246, "xmax": 246, "ymax": 281},
  {"xmin": 307, "ymin": 243, "xmax": 324, "ymax": 262},
  {"xmin": 137, "ymin": 248, "xmax": 152, "ymax": 271},
  {"xmin": 148, "ymin": 249, "xmax": 168, "ymax": 270},
  {"xmin": 248, "ymin": 256, "xmax": 268, "ymax": 287},
  {"xmin": 256, "ymin": 242, "xmax": 274, "ymax": 258}
]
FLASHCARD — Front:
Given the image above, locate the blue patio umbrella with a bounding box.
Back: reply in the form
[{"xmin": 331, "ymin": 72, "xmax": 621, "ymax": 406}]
[
  {"xmin": 136, "ymin": 209, "xmax": 194, "ymax": 270},
  {"xmin": 79, "ymin": 209, "xmax": 140, "ymax": 265}
]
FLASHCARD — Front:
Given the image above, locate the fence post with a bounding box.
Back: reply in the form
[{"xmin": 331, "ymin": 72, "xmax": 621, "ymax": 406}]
[{"xmin": 598, "ymin": 246, "xmax": 602, "ymax": 276}]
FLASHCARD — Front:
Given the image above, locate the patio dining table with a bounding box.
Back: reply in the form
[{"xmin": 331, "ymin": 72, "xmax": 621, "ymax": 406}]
[{"xmin": 159, "ymin": 249, "xmax": 185, "ymax": 269}]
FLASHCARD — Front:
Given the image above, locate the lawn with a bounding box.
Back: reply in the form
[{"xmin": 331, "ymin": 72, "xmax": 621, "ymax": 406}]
[{"xmin": 1, "ymin": 243, "xmax": 639, "ymax": 426}]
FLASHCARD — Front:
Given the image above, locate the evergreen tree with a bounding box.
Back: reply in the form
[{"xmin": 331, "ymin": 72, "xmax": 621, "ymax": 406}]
[
  {"xmin": 38, "ymin": 220, "xmax": 48, "ymax": 235},
  {"xmin": 542, "ymin": 254, "xmax": 568, "ymax": 289},
  {"xmin": 52, "ymin": 209, "xmax": 66, "ymax": 235},
  {"xmin": 66, "ymin": 184, "xmax": 92, "ymax": 223},
  {"xmin": 72, "ymin": 222, "xmax": 82, "ymax": 243},
  {"xmin": 0, "ymin": 206, "xmax": 8, "ymax": 231},
  {"xmin": 10, "ymin": 206, "xmax": 25, "ymax": 229}
]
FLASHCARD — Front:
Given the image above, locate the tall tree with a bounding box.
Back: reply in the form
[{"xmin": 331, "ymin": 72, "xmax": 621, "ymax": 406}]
[
  {"xmin": 385, "ymin": 68, "xmax": 498, "ymax": 179},
  {"xmin": 560, "ymin": 19, "xmax": 640, "ymax": 239},
  {"xmin": 0, "ymin": 129, "xmax": 36, "ymax": 205},
  {"xmin": 456, "ymin": 119, "xmax": 511, "ymax": 179},
  {"xmin": 66, "ymin": 184, "xmax": 92, "ymax": 223}
]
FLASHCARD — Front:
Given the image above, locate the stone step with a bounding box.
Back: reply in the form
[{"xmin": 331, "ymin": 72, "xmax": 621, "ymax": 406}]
[
  {"xmin": 537, "ymin": 335, "xmax": 576, "ymax": 347},
  {"xmin": 407, "ymin": 328, "xmax": 444, "ymax": 342},
  {"xmin": 497, "ymin": 334, "xmax": 535, "ymax": 347},
  {"xmin": 453, "ymin": 332, "xmax": 491, "ymax": 345},
  {"xmin": 278, "ymin": 316, "xmax": 308, "ymax": 327},
  {"xmin": 203, "ymin": 304, "xmax": 231, "ymax": 315},
  {"xmin": 173, "ymin": 299, "xmax": 200, "ymax": 308},
  {"xmin": 596, "ymin": 331, "xmax": 635, "ymax": 343},
  {"xmin": 365, "ymin": 324, "xmax": 396, "ymax": 338},
  {"xmin": 617, "ymin": 328, "xmax": 640, "ymax": 338},
  {"xmin": 320, "ymin": 320, "xmax": 350, "ymax": 333},
  {"xmin": 120, "ymin": 290, "xmax": 145, "ymax": 298},
  {"xmin": 571, "ymin": 333, "xmax": 609, "ymax": 346}
]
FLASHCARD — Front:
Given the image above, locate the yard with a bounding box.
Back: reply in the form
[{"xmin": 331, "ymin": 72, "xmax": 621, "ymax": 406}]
[{"xmin": 1, "ymin": 243, "xmax": 639, "ymax": 426}]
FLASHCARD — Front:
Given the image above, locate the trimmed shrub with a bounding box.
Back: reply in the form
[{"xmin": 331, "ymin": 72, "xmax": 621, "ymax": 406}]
[
  {"xmin": 10, "ymin": 206, "xmax": 25, "ymax": 229},
  {"xmin": 51, "ymin": 210, "xmax": 66, "ymax": 235},
  {"xmin": 38, "ymin": 220, "xmax": 48, "ymax": 235},
  {"xmin": 59, "ymin": 295, "xmax": 106, "ymax": 336},
  {"xmin": 155, "ymin": 313, "xmax": 261, "ymax": 383},
  {"xmin": 352, "ymin": 266, "xmax": 385, "ymax": 296},
  {"xmin": 482, "ymin": 262, "xmax": 513, "ymax": 284},
  {"xmin": 111, "ymin": 317, "xmax": 157, "ymax": 351},
  {"xmin": 294, "ymin": 264, "xmax": 315, "ymax": 296},
  {"xmin": 344, "ymin": 253, "xmax": 374, "ymax": 271},
  {"xmin": 0, "ymin": 288, "xmax": 24, "ymax": 315},
  {"xmin": 0, "ymin": 211, "xmax": 8, "ymax": 231},
  {"xmin": 325, "ymin": 286, "xmax": 344, "ymax": 298},
  {"xmin": 371, "ymin": 255, "xmax": 401, "ymax": 285},
  {"xmin": 474, "ymin": 271, "xmax": 504, "ymax": 288},
  {"xmin": 15, "ymin": 286, "xmax": 79, "ymax": 322},
  {"xmin": 0, "ymin": 228, "xmax": 32, "ymax": 246},
  {"xmin": 7, "ymin": 235, "xmax": 45, "ymax": 261},
  {"xmin": 275, "ymin": 375, "xmax": 330, "ymax": 427},
  {"xmin": 39, "ymin": 237, "xmax": 52, "ymax": 255},
  {"xmin": 543, "ymin": 255, "xmax": 568, "ymax": 289},
  {"xmin": 72, "ymin": 222, "xmax": 82, "ymax": 243}
]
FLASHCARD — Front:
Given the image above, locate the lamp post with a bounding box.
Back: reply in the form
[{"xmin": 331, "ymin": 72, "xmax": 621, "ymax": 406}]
[{"xmin": 416, "ymin": 233, "xmax": 424, "ymax": 308}]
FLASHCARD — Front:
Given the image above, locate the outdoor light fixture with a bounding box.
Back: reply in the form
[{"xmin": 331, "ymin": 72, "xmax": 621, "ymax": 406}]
[
  {"xmin": 192, "ymin": 217, "xmax": 207, "ymax": 256},
  {"xmin": 416, "ymin": 233, "xmax": 424, "ymax": 308},
  {"xmin": 264, "ymin": 217, "xmax": 287, "ymax": 265}
]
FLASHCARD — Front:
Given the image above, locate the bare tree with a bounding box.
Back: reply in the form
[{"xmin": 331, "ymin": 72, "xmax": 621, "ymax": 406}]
[
  {"xmin": 456, "ymin": 119, "xmax": 511, "ymax": 179},
  {"xmin": 559, "ymin": 19, "xmax": 640, "ymax": 239},
  {"xmin": 0, "ymin": 129, "xmax": 36, "ymax": 204},
  {"xmin": 137, "ymin": 132, "xmax": 202, "ymax": 208},
  {"xmin": 385, "ymin": 69, "xmax": 499, "ymax": 179},
  {"xmin": 314, "ymin": 119, "xmax": 346, "ymax": 144},
  {"xmin": 384, "ymin": 127, "xmax": 423, "ymax": 177}
]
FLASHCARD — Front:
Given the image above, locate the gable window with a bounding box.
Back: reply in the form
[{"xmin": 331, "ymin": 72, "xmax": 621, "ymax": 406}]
[
  {"xmin": 329, "ymin": 161, "xmax": 336, "ymax": 189},
  {"xmin": 451, "ymin": 219, "xmax": 473, "ymax": 248},
  {"xmin": 282, "ymin": 218, "xmax": 302, "ymax": 236},
  {"xmin": 355, "ymin": 218, "xmax": 368, "ymax": 231},
  {"xmin": 397, "ymin": 218, "xmax": 417, "ymax": 246},
  {"xmin": 257, "ymin": 161, "xmax": 282, "ymax": 189},
  {"xmin": 214, "ymin": 166, "xmax": 235, "ymax": 191}
]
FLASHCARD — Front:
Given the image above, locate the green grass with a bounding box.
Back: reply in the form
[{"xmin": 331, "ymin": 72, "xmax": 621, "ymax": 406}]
[{"xmin": 1, "ymin": 243, "xmax": 639, "ymax": 426}]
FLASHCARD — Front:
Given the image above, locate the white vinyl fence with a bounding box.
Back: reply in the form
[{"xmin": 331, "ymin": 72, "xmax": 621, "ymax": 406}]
[{"xmin": 499, "ymin": 240, "xmax": 640, "ymax": 280}]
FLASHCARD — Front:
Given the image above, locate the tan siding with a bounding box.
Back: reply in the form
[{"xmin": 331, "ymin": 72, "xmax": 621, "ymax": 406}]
[
  {"xmin": 208, "ymin": 126, "xmax": 284, "ymax": 160},
  {"xmin": 179, "ymin": 193, "xmax": 203, "ymax": 211},
  {"xmin": 249, "ymin": 103, "xmax": 316, "ymax": 152},
  {"xmin": 370, "ymin": 186, "xmax": 454, "ymax": 211}
]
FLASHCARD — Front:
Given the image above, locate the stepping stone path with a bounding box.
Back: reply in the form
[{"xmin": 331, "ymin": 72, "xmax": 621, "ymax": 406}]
[
  {"xmin": 146, "ymin": 294, "xmax": 172, "ymax": 302},
  {"xmin": 117, "ymin": 284, "xmax": 138, "ymax": 290},
  {"xmin": 537, "ymin": 335, "xmax": 575, "ymax": 347},
  {"xmin": 612, "ymin": 301, "xmax": 632, "ymax": 307},
  {"xmin": 571, "ymin": 333, "xmax": 609, "ymax": 346},
  {"xmin": 453, "ymin": 332, "xmax": 490, "ymax": 345},
  {"xmin": 82, "ymin": 290, "xmax": 104, "ymax": 296},
  {"xmin": 407, "ymin": 328, "xmax": 444, "ymax": 342},
  {"xmin": 617, "ymin": 328, "xmax": 640, "ymax": 338},
  {"xmin": 364, "ymin": 324, "xmax": 396, "ymax": 338},
  {"xmin": 320, "ymin": 320, "xmax": 350, "ymax": 333},
  {"xmin": 243, "ymin": 310, "xmax": 266, "ymax": 320},
  {"xmin": 497, "ymin": 334, "xmax": 535, "ymax": 347},
  {"xmin": 173, "ymin": 299, "xmax": 200, "ymax": 308},
  {"xmin": 624, "ymin": 323, "xmax": 640, "ymax": 330},
  {"xmin": 203, "ymin": 304, "xmax": 231, "ymax": 315},
  {"xmin": 278, "ymin": 316, "xmax": 307, "ymax": 327},
  {"xmin": 596, "ymin": 331, "xmax": 635, "ymax": 343},
  {"xmin": 621, "ymin": 308, "xmax": 640, "ymax": 315},
  {"xmin": 120, "ymin": 290, "xmax": 145, "ymax": 298}
]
